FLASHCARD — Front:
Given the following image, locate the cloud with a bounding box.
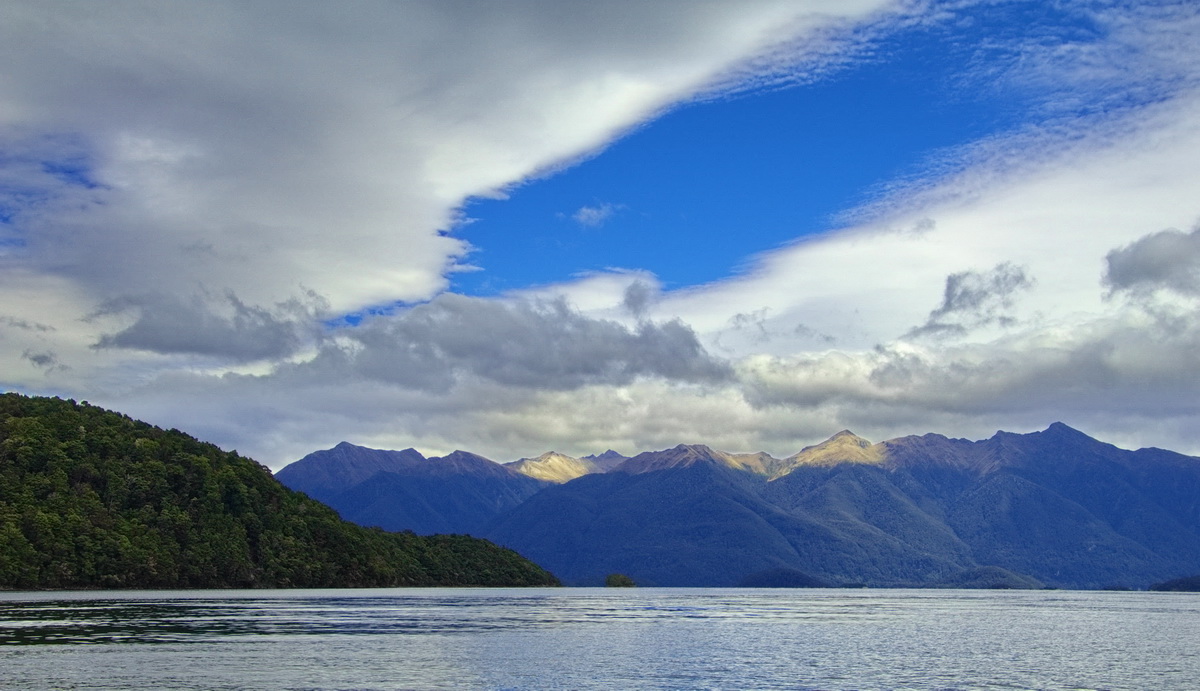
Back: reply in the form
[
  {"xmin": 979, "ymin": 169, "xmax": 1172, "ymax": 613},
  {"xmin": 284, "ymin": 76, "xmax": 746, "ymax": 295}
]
[
  {"xmin": 572, "ymin": 202, "xmax": 622, "ymax": 228},
  {"xmin": 0, "ymin": 0, "xmax": 890, "ymax": 319},
  {"xmin": 737, "ymin": 310, "xmax": 1200, "ymax": 444},
  {"xmin": 315, "ymin": 293, "xmax": 732, "ymax": 391},
  {"xmin": 100, "ymin": 295, "xmax": 736, "ymax": 463},
  {"xmin": 0, "ymin": 316, "xmax": 54, "ymax": 333},
  {"xmin": 10, "ymin": 2, "xmax": 1200, "ymax": 468},
  {"xmin": 90, "ymin": 291, "xmax": 325, "ymax": 362},
  {"xmin": 906, "ymin": 262, "xmax": 1034, "ymax": 339},
  {"xmin": 621, "ymin": 280, "xmax": 657, "ymax": 318},
  {"xmin": 1104, "ymin": 224, "xmax": 1200, "ymax": 298},
  {"xmin": 22, "ymin": 349, "xmax": 65, "ymax": 373}
]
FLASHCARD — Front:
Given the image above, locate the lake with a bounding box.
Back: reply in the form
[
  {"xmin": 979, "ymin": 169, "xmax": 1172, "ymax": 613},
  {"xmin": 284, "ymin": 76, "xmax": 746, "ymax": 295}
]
[{"xmin": 2, "ymin": 588, "xmax": 1198, "ymax": 689}]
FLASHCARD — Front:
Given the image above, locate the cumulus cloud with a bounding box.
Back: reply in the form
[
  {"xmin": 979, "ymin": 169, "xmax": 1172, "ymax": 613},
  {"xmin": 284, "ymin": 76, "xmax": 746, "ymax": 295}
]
[
  {"xmin": 738, "ymin": 311, "xmax": 1200, "ymax": 444},
  {"xmin": 313, "ymin": 294, "xmax": 731, "ymax": 391},
  {"xmin": 1104, "ymin": 224, "xmax": 1200, "ymax": 298},
  {"xmin": 621, "ymin": 280, "xmax": 657, "ymax": 318}
]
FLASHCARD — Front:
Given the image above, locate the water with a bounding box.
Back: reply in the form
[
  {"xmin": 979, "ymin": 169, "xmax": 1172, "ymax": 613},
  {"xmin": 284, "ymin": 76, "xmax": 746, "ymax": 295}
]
[{"xmin": 2, "ymin": 588, "xmax": 1198, "ymax": 690}]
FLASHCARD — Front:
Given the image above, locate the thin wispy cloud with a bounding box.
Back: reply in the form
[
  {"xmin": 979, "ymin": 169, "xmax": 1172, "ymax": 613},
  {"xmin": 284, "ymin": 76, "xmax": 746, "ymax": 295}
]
[{"xmin": 571, "ymin": 203, "xmax": 623, "ymax": 228}]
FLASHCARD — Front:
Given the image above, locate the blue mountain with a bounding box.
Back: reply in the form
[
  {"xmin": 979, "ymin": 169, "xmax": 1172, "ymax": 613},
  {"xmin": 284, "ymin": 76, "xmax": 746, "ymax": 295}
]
[{"xmin": 276, "ymin": 425, "xmax": 1200, "ymax": 588}]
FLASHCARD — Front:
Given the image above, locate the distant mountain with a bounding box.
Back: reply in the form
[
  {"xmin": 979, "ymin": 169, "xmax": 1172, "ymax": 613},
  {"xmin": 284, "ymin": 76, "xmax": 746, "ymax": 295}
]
[
  {"xmin": 277, "ymin": 443, "xmax": 546, "ymax": 535},
  {"xmin": 615, "ymin": 443, "xmax": 776, "ymax": 475},
  {"xmin": 507, "ymin": 451, "xmax": 598, "ymax": 483},
  {"xmin": 770, "ymin": 430, "xmax": 884, "ymax": 477},
  {"xmin": 0, "ymin": 394, "xmax": 558, "ymax": 589},
  {"xmin": 488, "ymin": 445, "xmax": 976, "ymax": 586},
  {"xmin": 275, "ymin": 442, "xmax": 426, "ymax": 502},
  {"xmin": 281, "ymin": 423, "xmax": 1200, "ymax": 589},
  {"xmin": 581, "ymin": 450, "xmax": 628, "ymax": 472}
]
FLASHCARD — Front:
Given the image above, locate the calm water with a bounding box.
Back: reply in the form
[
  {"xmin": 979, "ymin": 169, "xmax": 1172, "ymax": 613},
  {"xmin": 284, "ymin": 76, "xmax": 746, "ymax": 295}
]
[{"xmin": 2, "ymin": 588, "xmax": 1198, "ymax": 690}]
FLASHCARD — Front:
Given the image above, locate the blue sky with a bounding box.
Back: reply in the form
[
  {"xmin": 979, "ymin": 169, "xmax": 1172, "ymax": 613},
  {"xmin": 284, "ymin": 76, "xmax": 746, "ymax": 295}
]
[
  {"xmin": 453, "ymin": 1, "xmax": 1074, "ymax": 295},
  {"xmin": 2, "ymin": 1, "xmax": 1200, "ymax": 466}
]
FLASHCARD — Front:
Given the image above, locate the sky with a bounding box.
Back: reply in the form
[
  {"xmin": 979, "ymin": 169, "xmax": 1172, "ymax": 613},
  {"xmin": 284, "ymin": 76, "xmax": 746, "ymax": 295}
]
[{"xmin": 3, "ymin": 0, "xmax": 1200, "ymax": 468}]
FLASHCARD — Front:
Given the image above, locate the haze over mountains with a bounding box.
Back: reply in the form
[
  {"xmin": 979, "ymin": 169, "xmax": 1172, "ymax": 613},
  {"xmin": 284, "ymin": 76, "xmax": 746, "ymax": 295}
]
[{"xmin": 276, "ymin": 424, "xmax": 1200, "ymax": 589}]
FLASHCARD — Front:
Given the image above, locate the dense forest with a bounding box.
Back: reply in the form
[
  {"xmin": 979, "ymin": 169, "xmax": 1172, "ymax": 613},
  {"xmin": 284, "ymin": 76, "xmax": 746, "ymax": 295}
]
[{"xmin": 0, "ymin": 393, "xmax": 558, "ymax": 589}]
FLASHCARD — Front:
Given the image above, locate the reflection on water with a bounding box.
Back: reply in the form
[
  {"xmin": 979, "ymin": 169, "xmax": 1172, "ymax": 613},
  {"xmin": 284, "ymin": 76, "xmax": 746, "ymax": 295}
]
[{"xmin": 2, "ymin": 588, "xmax": 1200, "ymax": 689}]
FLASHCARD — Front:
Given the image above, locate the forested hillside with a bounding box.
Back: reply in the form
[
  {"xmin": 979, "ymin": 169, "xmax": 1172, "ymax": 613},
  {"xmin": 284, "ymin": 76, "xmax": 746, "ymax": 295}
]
[{"xmin": 0, "ymin": 393, "xmax": 558, "ymax": 589}]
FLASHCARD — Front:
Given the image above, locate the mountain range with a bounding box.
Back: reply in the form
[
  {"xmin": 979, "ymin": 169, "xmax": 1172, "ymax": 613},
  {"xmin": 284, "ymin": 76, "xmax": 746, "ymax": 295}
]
[{"xmin": 275, "ymin": 423, "xmax": 1200, "ymax": 588}]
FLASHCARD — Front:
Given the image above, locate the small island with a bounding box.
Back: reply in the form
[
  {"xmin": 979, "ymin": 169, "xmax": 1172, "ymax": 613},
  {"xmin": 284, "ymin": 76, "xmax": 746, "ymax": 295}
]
[{"xmin": 605, "ymin": 573, "xmax": 636, "ymax": 587}]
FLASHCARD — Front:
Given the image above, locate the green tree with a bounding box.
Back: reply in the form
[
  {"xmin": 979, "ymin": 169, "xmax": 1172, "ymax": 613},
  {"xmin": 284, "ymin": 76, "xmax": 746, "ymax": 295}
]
[
  {"xmin": 605, "ymin": 573, "xmax": 636, "ymax": 587},
  {"xmin": 0, "ymin": 393, "xmax": 559, "ymax": 589}
]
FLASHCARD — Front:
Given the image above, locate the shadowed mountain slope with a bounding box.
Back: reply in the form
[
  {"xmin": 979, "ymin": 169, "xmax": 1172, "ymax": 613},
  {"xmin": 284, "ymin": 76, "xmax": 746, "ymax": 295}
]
[
  {"xmin": 275, "ymin": 442, "xmax": 426, "ymax": 502},
  {"xmin": 489, "ymin": 448, "xmax": 977, "ymax": 587},
  {"xmin": 277, "ymin": 443, "xmax": 546, "ymax": 535}
]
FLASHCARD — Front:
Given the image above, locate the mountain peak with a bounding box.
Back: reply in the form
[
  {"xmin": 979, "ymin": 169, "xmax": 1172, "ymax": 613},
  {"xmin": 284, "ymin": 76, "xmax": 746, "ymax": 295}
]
[
  {"xmin": 275, "ymin": 442, "xmax": 426, "ymax": 499},
  {"xmin": 1044, "ymin": 421, "xmax": 1088, "ymax": 438},
  {"xmin": 830, "ymin": 430, "xmax": 871, "ymax": 446},
  {"xmin": 771, "ymin": 430, "xmax": 885, "ymax": 478},
  {"xmin": 581, "ymin": 449, "xmax": 628, "ymax": 472},
  {"xmin": 617, "ymin": 443, "xmax": 742, "ymax": 474},
  {"xmin": 507, "ymin": 451, "xmax": 598, "ymax": 484},
  {"xmin": 415, "ymin": 450, "xmax": 526, "ymax": 480}
]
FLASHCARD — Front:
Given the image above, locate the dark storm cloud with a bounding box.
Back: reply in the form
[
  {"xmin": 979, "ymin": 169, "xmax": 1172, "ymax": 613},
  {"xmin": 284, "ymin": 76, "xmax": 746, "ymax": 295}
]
[
  {"xmin": 1104, "ymin": 224, "xmax": 1200, "ymax": 297},
  {"xmin": 906, "ymin": 262, "xmax": 1034, "ymax": 338}
]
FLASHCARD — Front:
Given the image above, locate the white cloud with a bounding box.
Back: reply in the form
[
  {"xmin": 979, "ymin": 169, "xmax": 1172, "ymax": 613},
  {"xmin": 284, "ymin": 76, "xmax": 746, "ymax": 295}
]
[
  {"xmin": 511, "ymin": 3, "xmax": 1200, "ymax": 457},
  {"xmin": 8, "ymin": 1, "xmax": 1200, "ymax": 468},
  {"xmin": 0, "ymin": 0, "xmax": 889, "ymax": 316},
  {"xmin": 572, "ymin": 203, "xmax": 622, "ymax": 228},
  {"xmin": 0, "ymin": 1, "xmax": 898, "ymax": 463},
  {"xmin": 0, "ymin": 0, "xmax": 893, "ymax": 367}
]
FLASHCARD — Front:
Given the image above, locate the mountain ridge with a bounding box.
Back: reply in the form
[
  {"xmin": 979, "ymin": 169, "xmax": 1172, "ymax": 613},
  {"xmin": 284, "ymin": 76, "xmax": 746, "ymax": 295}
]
[{"xmin": 276, "ymin": 423, "xmax": 1200, "ymax": 588}]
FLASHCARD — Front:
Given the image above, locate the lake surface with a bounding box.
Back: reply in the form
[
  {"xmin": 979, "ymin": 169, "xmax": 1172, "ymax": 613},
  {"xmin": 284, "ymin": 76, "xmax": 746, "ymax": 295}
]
[{"xmin": 2, "ymin": 588, "xmax": 1198, "ymax": 690}]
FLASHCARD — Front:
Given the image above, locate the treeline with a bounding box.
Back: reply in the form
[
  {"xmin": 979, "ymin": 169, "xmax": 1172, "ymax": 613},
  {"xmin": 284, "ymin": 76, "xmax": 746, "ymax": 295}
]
[
  {"xmin": 0, "ymin": 393, "xmax": 558, "ymax": 589},
  {"xmin": 1149, "ymin": 575, "xmax": 1200, "ymax": 592}
]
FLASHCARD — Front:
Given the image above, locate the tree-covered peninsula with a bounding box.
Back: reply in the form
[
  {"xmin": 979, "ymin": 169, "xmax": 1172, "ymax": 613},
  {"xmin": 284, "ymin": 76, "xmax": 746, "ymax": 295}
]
[{"xmin": 0, "ymin": 393, "xmax": 558, "ymax": 589}]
